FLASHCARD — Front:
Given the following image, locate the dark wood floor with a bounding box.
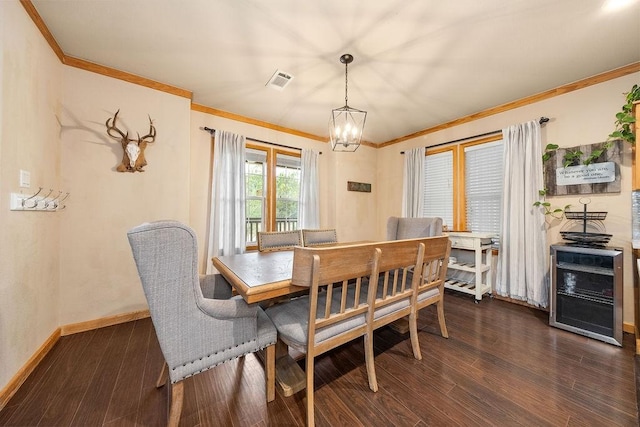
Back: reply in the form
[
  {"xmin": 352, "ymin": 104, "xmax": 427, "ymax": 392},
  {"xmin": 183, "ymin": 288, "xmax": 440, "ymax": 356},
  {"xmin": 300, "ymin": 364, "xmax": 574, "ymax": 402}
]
[{"xmin": 1, "ymin": 291, "xmax": 638, "ymax": 426}]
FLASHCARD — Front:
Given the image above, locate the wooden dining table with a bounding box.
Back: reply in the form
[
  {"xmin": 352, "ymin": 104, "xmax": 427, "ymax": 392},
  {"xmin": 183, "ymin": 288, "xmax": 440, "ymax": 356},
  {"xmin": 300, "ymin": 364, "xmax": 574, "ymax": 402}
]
[
  {"xmin": 212, "ymin": 249, "xmax": 308, "ymax": 396},
  {"xmin": 212, "ymin": 241, "xmax": 372, "ymax": 304}
]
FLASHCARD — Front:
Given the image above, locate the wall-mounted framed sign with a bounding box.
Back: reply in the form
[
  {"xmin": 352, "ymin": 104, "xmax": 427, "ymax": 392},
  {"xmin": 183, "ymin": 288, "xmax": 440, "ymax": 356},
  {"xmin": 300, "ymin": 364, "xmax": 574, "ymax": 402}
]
[
  {"xmin": 543, "ymin": 140, "xmax": 621, "ymax": 196},
  {"xmin": 347, "ymin": 181, "xmax": 371, "ymax": 192}
]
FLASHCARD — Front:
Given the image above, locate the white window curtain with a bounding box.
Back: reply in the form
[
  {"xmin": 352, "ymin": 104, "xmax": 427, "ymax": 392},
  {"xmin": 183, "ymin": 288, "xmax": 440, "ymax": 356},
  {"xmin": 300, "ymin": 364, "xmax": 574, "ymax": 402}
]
[
  {"xmin": 206, "ymin": 130, "xmax": 246, "ymax": 273},
  {"xmin": 496, "ymin": 120, "xmax": 548, "ymax": 307},
  {"xmin": 298, "ymin": 149, "xmax": 319, "ymax": 229},
  {"xmin": 402, "ymin": 147, "xmax": 425, "ymax": 217}
]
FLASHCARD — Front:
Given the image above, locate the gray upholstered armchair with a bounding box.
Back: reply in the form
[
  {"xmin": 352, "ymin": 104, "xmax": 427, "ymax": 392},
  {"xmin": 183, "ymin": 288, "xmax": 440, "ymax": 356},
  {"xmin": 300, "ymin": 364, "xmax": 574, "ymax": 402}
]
[
  {"xmin": 127, "ymin": 221, "xmax": 277, "ymax": 426},
  {"xmin": 386, "ymin": 216, "xmax": 443, "ymax": 240}
]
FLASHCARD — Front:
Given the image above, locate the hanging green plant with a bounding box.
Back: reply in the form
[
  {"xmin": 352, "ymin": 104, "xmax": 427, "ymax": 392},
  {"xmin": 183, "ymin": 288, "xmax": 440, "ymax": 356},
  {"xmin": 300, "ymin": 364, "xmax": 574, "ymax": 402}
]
[
  {"xmin": 533, "ymin": 188, "xmax": 571, "ymax": 219},
  {"xmin": 541, "ymin": 143, "xmax": 559, "ymax": 162},
  {"xmin": 608, "ymin": 83, "xmax": 639, "ymax": 145},
  {"xmin": 562, "ymin": 148, "xmax": 583, "ymax": 167},
  {"xmin": 582, "ymin": 146, "xmax": 606, "ymax": 165},
  {"xmin": 578, "ymin": 84, "xmax": 639, "ymax": 165},
  {"xmin": 535, "ymin": 143, "xmax": 568, "ymax": 217}
]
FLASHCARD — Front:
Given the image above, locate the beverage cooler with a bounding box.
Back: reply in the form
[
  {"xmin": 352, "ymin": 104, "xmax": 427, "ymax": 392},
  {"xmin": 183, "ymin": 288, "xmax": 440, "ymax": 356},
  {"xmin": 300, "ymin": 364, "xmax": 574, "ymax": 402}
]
[{"xmin": 550, "ymin": 244, "xmax": 623, "ymax": 346}]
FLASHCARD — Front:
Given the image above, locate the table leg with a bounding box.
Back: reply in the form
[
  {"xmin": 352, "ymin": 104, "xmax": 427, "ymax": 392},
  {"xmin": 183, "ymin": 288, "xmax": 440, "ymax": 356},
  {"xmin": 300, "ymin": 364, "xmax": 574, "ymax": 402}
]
[
  {"xmin": 274, "ymin": 338, "xmax": 306, "ymax": 397},
  {"xmin": 388, "ymin": 317, "xmax": 410, "ymax": 334}
]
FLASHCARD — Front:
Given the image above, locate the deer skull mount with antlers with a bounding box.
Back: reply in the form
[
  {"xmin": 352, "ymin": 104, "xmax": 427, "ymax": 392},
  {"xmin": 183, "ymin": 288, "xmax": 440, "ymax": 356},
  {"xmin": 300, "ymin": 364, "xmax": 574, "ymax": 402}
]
[{"xmin": 106, "ymin": 110, "xmax": 156, "ymax": 172}]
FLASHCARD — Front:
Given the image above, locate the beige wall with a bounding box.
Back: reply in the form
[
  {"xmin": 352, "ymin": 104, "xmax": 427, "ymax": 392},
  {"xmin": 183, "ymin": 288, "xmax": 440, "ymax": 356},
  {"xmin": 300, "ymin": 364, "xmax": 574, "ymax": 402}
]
[
  {"xmin": 377, "ymin": 72, "xmax": 640, "ymax": 324},
  {"xmin": 0, "ymin": 1, "xmax": 63, "ymax": 391},
  {"xmin": 58, "ymin": 68, "xmax": 192, "ymax": 325},
  {"xmin": 332, "ymin": 145, "xmax": 379, "ymax": 241}
]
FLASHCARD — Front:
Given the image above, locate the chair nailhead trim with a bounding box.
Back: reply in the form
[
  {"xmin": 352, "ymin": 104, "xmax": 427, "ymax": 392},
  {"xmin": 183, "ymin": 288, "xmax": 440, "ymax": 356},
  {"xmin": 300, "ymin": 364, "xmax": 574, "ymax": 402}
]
[{"xmin": 169, "ymin": 339, "xmax": 276, "ymax": 382}]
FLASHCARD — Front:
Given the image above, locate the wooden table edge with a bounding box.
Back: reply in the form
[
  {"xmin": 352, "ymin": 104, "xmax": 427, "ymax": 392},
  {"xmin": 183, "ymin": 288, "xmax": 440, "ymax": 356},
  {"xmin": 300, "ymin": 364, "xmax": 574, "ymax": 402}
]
[{"xmin": 211, "ymin": 256, "xmax": 307, "ymax": 304}]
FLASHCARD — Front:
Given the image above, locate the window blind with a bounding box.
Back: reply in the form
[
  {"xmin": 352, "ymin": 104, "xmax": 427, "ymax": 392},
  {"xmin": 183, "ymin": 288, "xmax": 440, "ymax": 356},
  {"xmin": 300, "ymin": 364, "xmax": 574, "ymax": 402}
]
[
  {"xmin": 423, "ymin": 151, "xmax": 454, "ymax": 228},
  {"xmin": 464, "ymin": 140, "xmax": 503, "ymax": 234}
]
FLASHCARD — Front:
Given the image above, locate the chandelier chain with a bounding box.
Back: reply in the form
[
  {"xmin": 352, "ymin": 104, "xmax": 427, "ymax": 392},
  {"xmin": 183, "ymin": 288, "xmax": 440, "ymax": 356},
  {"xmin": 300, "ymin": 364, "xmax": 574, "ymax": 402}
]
[{"xmin": 344, "ymin": 61, "xmax": 348, "ymax": 106}]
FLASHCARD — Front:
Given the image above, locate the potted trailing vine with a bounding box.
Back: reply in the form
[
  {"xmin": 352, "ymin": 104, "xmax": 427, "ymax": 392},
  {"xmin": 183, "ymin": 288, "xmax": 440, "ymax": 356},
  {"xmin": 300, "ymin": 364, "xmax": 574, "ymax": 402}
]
[
  {"xmin": 534, "ymin": 143, "xmax": 571, "ymax": 219},
  {"xmin": 533, "ymin": 84, "xmax": 640, "ymax": 217},
  {"xmin": 609, "ymin": 83, "xmax": 639, "ymax": 146},
  {"xmin": 578, "ymin": 83, "xmax": 639, "ymax": 165}
]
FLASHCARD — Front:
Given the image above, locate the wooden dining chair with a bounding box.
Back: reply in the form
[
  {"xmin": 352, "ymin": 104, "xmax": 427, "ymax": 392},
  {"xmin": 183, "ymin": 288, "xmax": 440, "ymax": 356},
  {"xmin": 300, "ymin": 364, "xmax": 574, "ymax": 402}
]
[
  {"xmin": 368, "ymin": 236, "xmax": 451, "ymax": 362},
  {"xmin": 257, "ymin": 229, "xmax": 303, "ymax": 252},
  {"xmin": 412, "ymin": 236, "xmax": 452, "ymax": 359},
  {"xmin": 301, "ymin": 228, "xmax": 338, "ymax": 247},
  {"xmin": 366, "ymin": 238, "xmax": 426, "ymax": 345},
  {"xmin": 264, "ymin": 243, "xmax": 381, "ymax": 427},
  {"xmin": 127, "ymin": 221, "xmax": 277, "ymax": 426}
]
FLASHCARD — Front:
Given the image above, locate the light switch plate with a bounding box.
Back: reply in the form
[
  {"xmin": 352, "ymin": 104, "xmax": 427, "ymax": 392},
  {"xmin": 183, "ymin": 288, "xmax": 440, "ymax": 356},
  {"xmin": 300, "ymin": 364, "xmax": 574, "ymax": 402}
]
[{"xmin": 19, "ymin": 170, "xmax": 30, "ymax": 188}]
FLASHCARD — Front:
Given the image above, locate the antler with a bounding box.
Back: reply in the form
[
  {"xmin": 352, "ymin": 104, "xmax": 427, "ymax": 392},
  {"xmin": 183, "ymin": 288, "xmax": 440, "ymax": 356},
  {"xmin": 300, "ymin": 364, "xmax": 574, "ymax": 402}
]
[
  {"xmin": 138, "ymin": 115, "xmax": 156, "ymax": 143},
  {"xmin": 105, "ymin": 109, "xmax": 129, "ymax": 143}
]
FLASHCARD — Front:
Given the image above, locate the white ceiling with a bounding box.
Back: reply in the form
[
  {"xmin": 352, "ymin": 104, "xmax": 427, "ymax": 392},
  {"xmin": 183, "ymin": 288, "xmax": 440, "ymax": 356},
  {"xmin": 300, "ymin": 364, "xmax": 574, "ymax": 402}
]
[{"xmin": 31, "ymin": 0, "xmax": 640, "ymax": 144}]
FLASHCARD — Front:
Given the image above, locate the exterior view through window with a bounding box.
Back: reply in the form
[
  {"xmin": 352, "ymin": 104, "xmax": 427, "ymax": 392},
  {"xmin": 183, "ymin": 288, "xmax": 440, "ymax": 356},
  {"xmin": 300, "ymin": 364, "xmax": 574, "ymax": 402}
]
[
  {"xmin": 245, "ymin": 145, "xmax": 300, "ymax": 249},
  {"xmin": 245, "ymin": 148, "xmax": 266, "ymax": 244},
  {"xmin": 275, "ymin": 154, "xmax": 300, "ymax": 232}
]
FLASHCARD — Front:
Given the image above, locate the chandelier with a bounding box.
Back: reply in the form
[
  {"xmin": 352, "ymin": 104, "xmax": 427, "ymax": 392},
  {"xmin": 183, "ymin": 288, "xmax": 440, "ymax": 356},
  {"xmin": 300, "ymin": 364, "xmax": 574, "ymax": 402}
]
[{"xmin": 329, "ymin": 54, "xmax": 367, "ymax": 152}]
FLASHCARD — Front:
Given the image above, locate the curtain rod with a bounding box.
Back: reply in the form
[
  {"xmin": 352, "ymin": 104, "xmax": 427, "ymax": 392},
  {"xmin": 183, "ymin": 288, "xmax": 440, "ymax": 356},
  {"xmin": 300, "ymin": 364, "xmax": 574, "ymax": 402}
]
[
  {"xmin": 400, "ymin": 116, "xmax": 549, "ymax": 154},
  {"xmin": 202, "ymin": 127, "xmax": 322, "ymax": 154}
]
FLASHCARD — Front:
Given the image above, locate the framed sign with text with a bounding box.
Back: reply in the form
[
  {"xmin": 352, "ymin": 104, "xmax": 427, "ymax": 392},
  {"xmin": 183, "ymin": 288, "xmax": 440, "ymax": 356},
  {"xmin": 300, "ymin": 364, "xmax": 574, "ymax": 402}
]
[
  {"xmin": 543, "ymin": 140, "xmax": 621, "ymax": 196},
  {"xmin": 347, "ymin": 181, "xmax": 371, "ymax": 192}
]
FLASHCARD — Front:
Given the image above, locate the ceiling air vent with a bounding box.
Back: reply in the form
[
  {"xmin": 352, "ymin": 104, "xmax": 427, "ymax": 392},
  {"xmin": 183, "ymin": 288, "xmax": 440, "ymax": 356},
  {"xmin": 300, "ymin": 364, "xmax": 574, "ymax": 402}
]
[{"xmin": 266, "ymin": 69, "xmax": 294, "ymax": 91}]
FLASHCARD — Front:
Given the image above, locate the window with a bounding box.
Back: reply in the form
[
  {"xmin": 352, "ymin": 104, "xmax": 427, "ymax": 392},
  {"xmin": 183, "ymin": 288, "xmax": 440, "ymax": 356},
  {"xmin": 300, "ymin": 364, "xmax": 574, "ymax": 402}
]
[
  {"xmin": 423, "ymin": 136, "xmax": 503, "ymax": 233},
  {"xmin": 423, "ymin": 150, "xmax": 454, "ymax": 228},
  {"xmin": 464, "ymin": 140, "xmax": 503, "ymax": 234},
  {"xmin": 275, "ymin": 153, "xmax": 300, "ymax": 231},
  {"xmin": 245, "ymin": 148, "xmax": 267, "ymax": 244},
  {"xmin": 245, "ymin": 144, "xmax": 301, "ymax": 249}
]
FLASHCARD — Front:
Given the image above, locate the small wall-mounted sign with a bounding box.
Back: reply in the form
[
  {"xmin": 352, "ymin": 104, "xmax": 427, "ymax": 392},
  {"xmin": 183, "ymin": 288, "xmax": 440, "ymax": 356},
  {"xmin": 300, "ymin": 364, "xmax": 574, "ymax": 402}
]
[
  {"xmin": 347, "ymin": 181, "xmax": 371, "ymax": 192},
  {"xmin": 556, "ymin": 162, "xmax": 615, "ymax": 186},
  {"xmin": 544, "ymin": 140, "xmax": 621, "ymax": 195}
]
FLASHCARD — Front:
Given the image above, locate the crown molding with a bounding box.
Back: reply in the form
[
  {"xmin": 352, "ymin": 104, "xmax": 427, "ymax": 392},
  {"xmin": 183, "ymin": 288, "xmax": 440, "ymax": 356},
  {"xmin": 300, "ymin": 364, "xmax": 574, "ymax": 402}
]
[{"xmin": 191, "ymin": 103, "xmax": 328, "ymax": 143}]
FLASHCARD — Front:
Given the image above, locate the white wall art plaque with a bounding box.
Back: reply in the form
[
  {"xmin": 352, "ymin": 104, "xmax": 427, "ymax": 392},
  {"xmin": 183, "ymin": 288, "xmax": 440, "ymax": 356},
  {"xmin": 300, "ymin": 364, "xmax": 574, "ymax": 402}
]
[
  {"xmin": 543, "ymin": 140, "xmax": 621, "ymax": 196},
  {"xmin": 556, "ymin": 162, "xmax": 616, "ymax": 186}
]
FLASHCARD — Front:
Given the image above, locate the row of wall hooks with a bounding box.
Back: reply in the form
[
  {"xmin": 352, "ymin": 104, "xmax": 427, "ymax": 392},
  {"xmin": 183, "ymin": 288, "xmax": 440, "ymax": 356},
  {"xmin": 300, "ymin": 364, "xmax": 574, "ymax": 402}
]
[{"xmin": 10, "ymin": 187, "xmax": 70, "ymax": 211}]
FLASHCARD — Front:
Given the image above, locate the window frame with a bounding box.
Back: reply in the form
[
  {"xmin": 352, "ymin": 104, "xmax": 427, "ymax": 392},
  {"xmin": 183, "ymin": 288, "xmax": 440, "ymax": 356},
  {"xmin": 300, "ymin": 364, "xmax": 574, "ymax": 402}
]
[
  {"xmin": 425, "ymin": 134, "xmax": 502, "ymax": 231},
  {"xmin": 245, "ymin": 142, "xmax": 301, "ymax": 251},
  {"xmin": 272, "ymin": 153, "xmax": 301, "ymax": 232}
]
